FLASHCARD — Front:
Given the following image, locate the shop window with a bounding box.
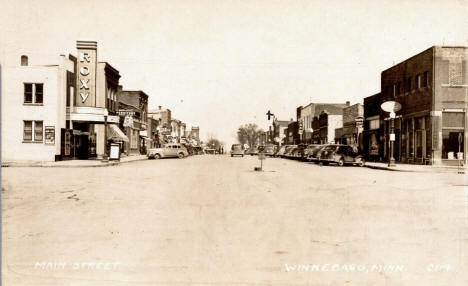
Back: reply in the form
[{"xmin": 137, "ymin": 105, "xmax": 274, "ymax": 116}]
[
  {"xmin": 408, "ymin": 132, "xmax": 414, "ymax": 157},
  {"xmin": 442, "ymin": 130, "xmax": 464, "ymax": 159},
  {"xmin": 416, "ymin": 130, "xmax": 423, "ymax": 158}
]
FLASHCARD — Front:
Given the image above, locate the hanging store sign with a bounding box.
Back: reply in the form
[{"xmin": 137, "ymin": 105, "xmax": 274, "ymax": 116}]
[
  {"xmin": 123, "ymin": 115, "xmax": 134, "ymax": 128},
  {"xmin": 76, "ymin": 41, "xmax": 97, "ymax": 107},
  {"xmin": 118, "ymin": 109, "xmax": 136, "ymax": 116}
]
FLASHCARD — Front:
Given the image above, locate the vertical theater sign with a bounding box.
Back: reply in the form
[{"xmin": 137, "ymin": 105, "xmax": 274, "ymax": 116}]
[{"xmin": 76, "ymin": 41, "xmax": 97, "ymax": 107}]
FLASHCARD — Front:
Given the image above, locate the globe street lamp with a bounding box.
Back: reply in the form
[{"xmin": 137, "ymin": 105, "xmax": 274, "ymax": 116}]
[{"xmin": 381, "ymin": 101, "xmax": 402, "ymax": 167}]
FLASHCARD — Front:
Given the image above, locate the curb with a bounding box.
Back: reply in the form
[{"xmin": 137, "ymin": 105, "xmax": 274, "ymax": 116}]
[
  {"xmin": 1, "ymin": 157, "xmax": 148, "ymax": 168},
  {"xmin": 365, "ymin": 164, "xmax": 466, "ymax": 174},
  {"xmin": 365, "ymin": 165, "xmax": 413, "ymax": 172}
]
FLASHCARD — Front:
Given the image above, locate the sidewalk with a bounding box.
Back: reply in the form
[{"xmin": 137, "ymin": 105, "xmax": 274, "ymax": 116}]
[
  {"xmin": 1, "ymin": 155, "xmax": 148, "ymax": 168},
  {"xmin": 365, "ymin": 161, "xmax": 468, "ymax": 173}
]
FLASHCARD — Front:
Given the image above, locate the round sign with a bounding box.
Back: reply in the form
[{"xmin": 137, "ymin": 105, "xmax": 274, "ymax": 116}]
[{"xmin": 381, "ymin": 101, "xmax": 402, "ymax": 113}]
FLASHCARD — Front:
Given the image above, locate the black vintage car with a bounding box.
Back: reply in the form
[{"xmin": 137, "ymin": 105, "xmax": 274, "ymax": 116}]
[{"xmin": 317, "ymin": 144, "xmax": 365, "ymax": 166}]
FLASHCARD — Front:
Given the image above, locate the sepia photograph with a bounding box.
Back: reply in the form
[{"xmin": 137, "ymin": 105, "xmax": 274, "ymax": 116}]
[{"xmin": 1, "ymin": 0, "xmax": 468, "ymax": 285}]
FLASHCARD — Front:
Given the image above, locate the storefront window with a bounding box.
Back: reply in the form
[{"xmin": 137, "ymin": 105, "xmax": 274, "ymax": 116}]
[
  {"xmin": 369, "ymin": 133, "xmax": 379, "ymax": 156},
  {"xmin": 408, "ymin": 131, "xmax": 414, "ymax": 157},
  {"xmin": 416, "ymin": 130, "xmax": 423, "ymax": 158},
  {"xmin": 442, "ymin": 130, "xmax": 464, "ymax": 159}
]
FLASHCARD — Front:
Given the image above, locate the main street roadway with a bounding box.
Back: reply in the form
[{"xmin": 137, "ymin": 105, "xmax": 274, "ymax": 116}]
[{"xmin": 2, "ymin": 155, "xmax": 468, "ymax": 286}]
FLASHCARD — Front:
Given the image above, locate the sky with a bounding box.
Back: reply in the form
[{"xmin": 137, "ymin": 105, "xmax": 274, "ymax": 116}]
[{"xmin": 1, "ymin": 0, "xmax": 467, "ymax": 146}]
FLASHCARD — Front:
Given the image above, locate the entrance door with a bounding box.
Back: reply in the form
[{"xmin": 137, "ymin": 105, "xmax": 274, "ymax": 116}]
[
  {"xmin": 60, "ymin": 128, "xmax": 73, "ymax": 160},
  {"xmin": 77, "ymin": 134, "xmax": 89, "ymax": 159}
]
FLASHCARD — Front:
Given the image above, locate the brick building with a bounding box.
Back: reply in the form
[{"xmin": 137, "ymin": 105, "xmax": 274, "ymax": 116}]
[
  {"xmin": 334, "ymin": 103, "xmax": 364, "ymax": 151},
  {"xmin": 117, "ymin": 89, "xmax": 148, "ymax": 155},
  {"xmin": 297, "ymin": 102, "xmax": 350, "ymax": 143},
  {"xmin": 366, "ymin": 46, "xmax": 468, "ymax": 165}
]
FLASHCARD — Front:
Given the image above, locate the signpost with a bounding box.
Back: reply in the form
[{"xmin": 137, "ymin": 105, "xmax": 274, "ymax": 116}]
[
  {"xmin": 256, "ymin": 152, "xmax": 266, "ymax": 171},
  {"xmin": 380, "ymin": 101, "xmax": 402, "ymax": 167}
]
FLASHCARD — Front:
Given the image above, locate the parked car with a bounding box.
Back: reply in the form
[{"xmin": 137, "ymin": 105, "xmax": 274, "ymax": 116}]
[
  {"xmin": 291, "ymin": 144, "xmax": 307, "ymax": 160},
  {"xmin": 283, "ymin": 145, "xmax": 297, "ymax": 158},
  {"xmin": 306, "ymin": 145, "xmax": 325, "ymax": 162},
  {"xmin": 303, "ymin": 144, "xmax": 317, "ymax": 159},
  {"xmin": 264, "ymin": 145, "xmax": 277, "ymax": 156},
  {"xmin": 181, "ymin": 143, "xmax": 195, "ymax": 156},
  {"xmin": 249, "ymin": 147, "xmax": 259, "ymax": 156},
  {"xmin": 274, "ymin": 145, "xmax": 287, "ymax": 157},
  {"xmin": 193, "ymin": 146, "xmax": 205, "ymax": 155},
  {"xmin": 317, "ymin": 144, "xmax": 365, "ymax": 166},
  {"xmin": 147, "ymin": 143, "xmax": 189, "ymax": 159},
  {"xmin": 230, "ymin": 144, "xmax": 245, "ymax": 157}
]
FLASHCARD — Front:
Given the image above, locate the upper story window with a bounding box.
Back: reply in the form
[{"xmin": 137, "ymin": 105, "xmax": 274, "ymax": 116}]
[
  {"xmin": 21, "ymin": 55, "xmax": 28, "ymax": 66},
  {"xmin": 416, "ymin": 74, "xmax": 422, "ymax": 89},
  {"xmin": 407, "ymin": 77, "xmax": 412, "ymax": 92},
  {"xmin": 369, "ymin": 119, "xmax": 379, "ymax": 130},
  {"xmin": 423, "ymin": 71, "xmax": 429, "ymax": 87},
  {"xmin": 24, "ymin": 83, "xmax": 43, "ymax": 104}
]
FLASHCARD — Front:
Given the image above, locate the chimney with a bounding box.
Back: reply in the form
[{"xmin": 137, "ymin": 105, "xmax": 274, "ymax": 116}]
[
  {"xmin": 158, "ymin": 105, "xmax": 162, "ymax": 110},
  {"xmin": 346, "ymin": 101, "xmax": 350, "ymax": 106}
]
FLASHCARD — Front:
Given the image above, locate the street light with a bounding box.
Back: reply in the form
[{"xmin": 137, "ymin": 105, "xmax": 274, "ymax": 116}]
[
  {"xmin": 103, "ymin": 109, "xmax": 109, "ymax": 161},
  {"xmin": 381, "ymin": 101, "xmax": 402, "ymax": 167}
]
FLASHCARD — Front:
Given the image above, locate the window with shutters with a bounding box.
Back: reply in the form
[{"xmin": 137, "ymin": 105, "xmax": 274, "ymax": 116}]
[{"xmin": 23, "ymin": 120, "xmax": 43, "ymax": 142}]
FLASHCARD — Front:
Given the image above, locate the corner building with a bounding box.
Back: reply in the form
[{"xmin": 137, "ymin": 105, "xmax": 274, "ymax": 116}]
[{"xmin": 379, "ymin": 46, "xmax": 468, "ymax": 165}]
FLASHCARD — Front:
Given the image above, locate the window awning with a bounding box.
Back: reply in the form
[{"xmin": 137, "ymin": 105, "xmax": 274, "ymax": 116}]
[{"xmin": 107, "ymin": 124, "xmax": 129, "ymax": 142}]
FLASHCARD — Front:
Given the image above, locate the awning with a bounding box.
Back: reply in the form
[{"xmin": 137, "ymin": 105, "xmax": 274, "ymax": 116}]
[{"xmin": 107, "ymin": 124, "xmax": 129, "ymax": 142}]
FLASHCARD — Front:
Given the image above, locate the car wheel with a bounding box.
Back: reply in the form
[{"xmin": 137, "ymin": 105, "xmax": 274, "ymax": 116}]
[
  {"xmin": 178, "ymin": 153, "xmax": 185, "ymax": 159},
  {"xmin": 154, "ymin": 154, "xmax": 161, "ymax": 159},
  {"xmin": 358, "ymin": 159, "xmax": 365, "ymax": 167},
  {"xmin": 338, "ymin": 158, "xmax": 345, "ymax": 167}
]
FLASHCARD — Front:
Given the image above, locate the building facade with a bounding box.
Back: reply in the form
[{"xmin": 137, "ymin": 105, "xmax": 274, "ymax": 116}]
[
  {"xmin": 363, "ymin": 93, "xmax": 383, "ymax": 161},
  {"xmin": 334, "ymin": 103, "xmax": 364, "ymax": 151},
  {"xmin": 297, "ymin": 102, "xmax": 350, "ymax": 144},
  {"xmin": 2, "ymin": 41, "xmax": 127, "ymax": 162},
  {"xmin": 117, "ymin": 89, "xmax": 149, "ymax": 155},
  {"xmin": 272, "ymin": 118, "xmax": 289, "ymax": 145},
  {"xmin": 378, "ymin": 46, "xmax": 468, "ymax": 165}
]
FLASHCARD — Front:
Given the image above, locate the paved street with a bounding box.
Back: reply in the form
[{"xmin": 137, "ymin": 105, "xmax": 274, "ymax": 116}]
[{"xmin": 2, "ymin": 155, "xmax": 468, "ymax": 286}]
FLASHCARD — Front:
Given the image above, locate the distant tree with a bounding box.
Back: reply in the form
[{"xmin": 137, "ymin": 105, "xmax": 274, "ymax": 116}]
[
  {"xmin": 206, "ymin": 137, "xmax": 222, "ymax": 150},
  {"xmin": 237, "ymin": 123, "xmax": 264, "ymax": 147}
]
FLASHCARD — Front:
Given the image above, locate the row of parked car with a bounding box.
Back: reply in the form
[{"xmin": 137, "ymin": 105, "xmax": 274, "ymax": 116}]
[
  {"xmin": 231, "ymin": 143, "xmax": 365, "ymax": 167},
  {"xmin": 275, "ymin": 144, "xmax": 365, "ymax": 166}
]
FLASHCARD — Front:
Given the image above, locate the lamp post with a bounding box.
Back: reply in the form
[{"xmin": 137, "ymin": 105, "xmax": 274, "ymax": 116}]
[
  {"xmin": 103, "ymin": 109, "xmax": 108, "ymax": 161},
  {"xmin": 388, "ymin": 111, "xmax": 396, "ymax": 167},
  {"xmin": 381, "ymin": 101, "xmax": 401, "ymax": 167}
]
